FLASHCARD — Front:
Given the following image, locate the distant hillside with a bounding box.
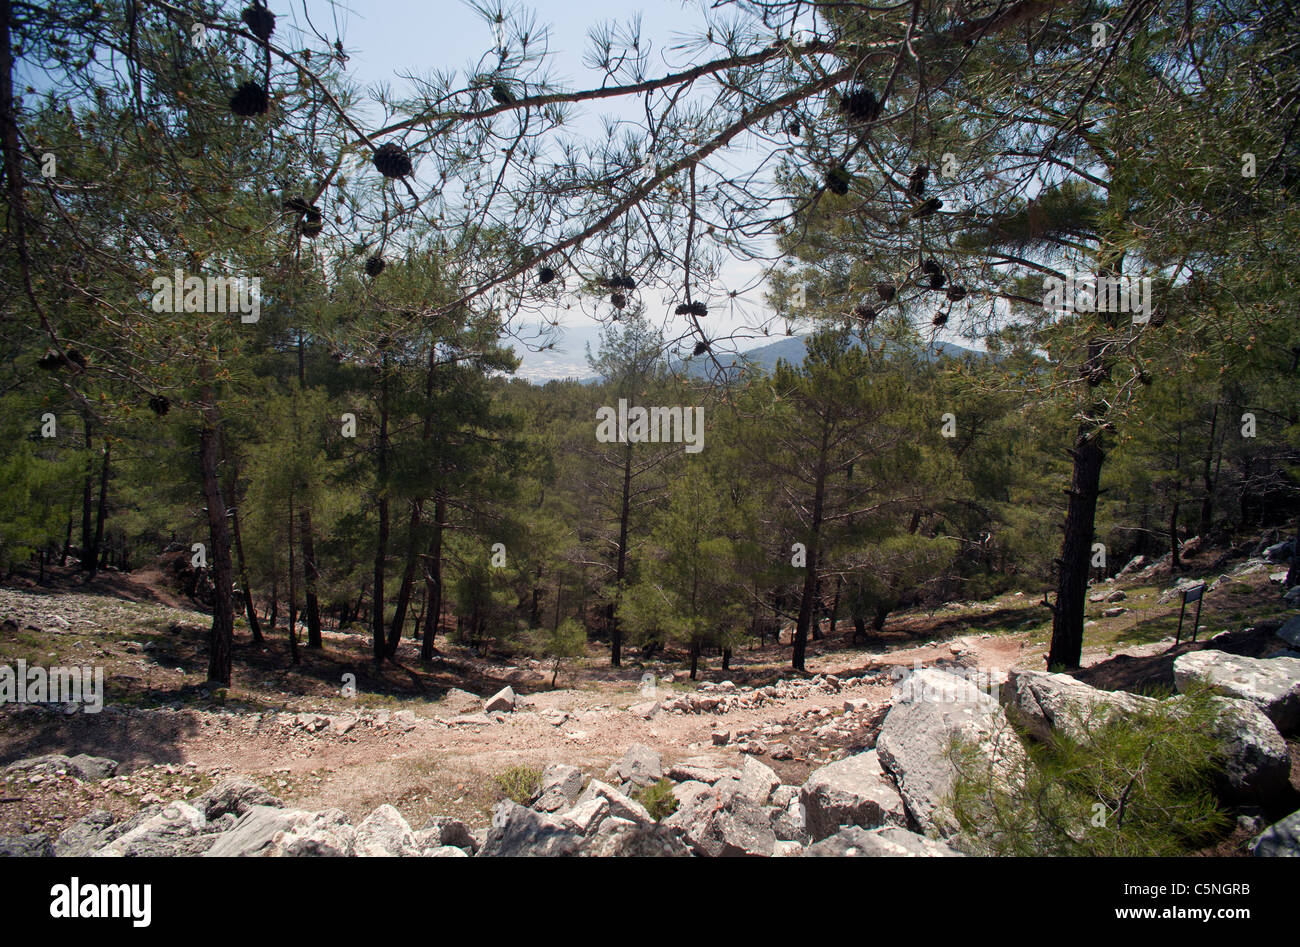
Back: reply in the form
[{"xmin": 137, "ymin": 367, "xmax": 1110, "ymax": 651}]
[
  {"xmin": 511, "ymin": 326, "xmax": 986, "ymax": 384},
  {"xmin": 675, "ymin": 333, "xmax": 986, "ymax": 379}
]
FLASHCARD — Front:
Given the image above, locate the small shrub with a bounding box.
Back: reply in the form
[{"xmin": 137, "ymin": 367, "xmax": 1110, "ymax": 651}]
[
  {"xmin": 634, "ymin": 779, "xmax": 679, "ymax": 821},
  {"xmin": 947, "ymin": 689, "xmax": 1230, "ymax": 856},
  {"xmin": 491, "ymin": 765, "xmax": 541, "ymax": 805}
]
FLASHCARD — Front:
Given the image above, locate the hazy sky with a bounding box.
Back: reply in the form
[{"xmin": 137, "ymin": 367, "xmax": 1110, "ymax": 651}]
[{"xmin": 286, "ymin": 0, "xmax": 784, "ymax": 349}]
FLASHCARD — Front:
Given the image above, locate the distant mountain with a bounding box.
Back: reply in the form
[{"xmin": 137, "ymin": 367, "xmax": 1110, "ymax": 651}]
[
  {"xmin": 675, "ymin": 333, "xmax": 985, "ymax": 379},
  {"xmin": 510, "ymin": 325, "xmax": 985, "ymax": 384},
  {"xmin": 508, "ymin": 325, "xmax": 604, "ymax": 383}
]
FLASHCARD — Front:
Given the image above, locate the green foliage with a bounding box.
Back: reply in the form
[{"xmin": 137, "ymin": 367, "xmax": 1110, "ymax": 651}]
[
  {"xmin": 633, "ymin": 779, "xmax": 680, "ymax": 822},
  {"xmin": 491, "ymin": 765, "xmax": 542, "ymax": 806},
  {"xmin": 947, "ymin": 691, "xmax": 1231, "ymax": 856},
  {"xmin": 0, "ymin": 440, "xmax": 82, "ymax": 569},
  {"xmin": 526, "ymin": 618, "xmax": 587, "ymax": 687}
]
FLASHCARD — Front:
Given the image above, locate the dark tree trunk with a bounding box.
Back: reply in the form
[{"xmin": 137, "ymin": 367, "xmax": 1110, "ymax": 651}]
[
  {"xmin": 385, "ymin": 502, "xmax": 422, "ymax": 657},
  {"xmin": 268, "ymin": 567, "xmax": 278, "ymax": 632},
  {"xmin": 530, "ymin": 569, "xmax": 543, "ymax": 628},
  {"xmin": 420, "ymin": 497, "xmax": 445, "ymax": 662},
  {"xmin": 350, "ymin": 585, "xmax": 366, "ymax": 626},
  {"xmin": 230, "ymin": 501, "xmax": 263, "ymax": 643},
  {"xmin": 86, "ymin": 441, "xmax": 110, "ymax": 580},
  {"xmin": 852, "ymin": 612, "xmax": 867, "ymax": 645},
  {"xmin": 80, "ymin": 417, "xmax": 93, "ymax": 571},
  {"xmin": 300, "ymin": 504, "xmax": 322, "ymax": 649},
  {"xmin": 828, "ymin": 575, "xmax": 842, "ymax": 638},
  {"xmin": 793, "ymin": 426, "xmax": 830, "ymax": 672},
  {"xmin": 1047, "ymin": 429, "xmax": 1105, "ymax": 671},
  {"xmin": 413, "ymin": 588, "xmax": 426, "ymax": 641},
  {"xmin": 372, "ymin": 360, "xmax": 390, "ymax": 664},
  {"xmin": 689, "ymin": 641, "xmax": 700, "ymax": 680},
  {"xmin": 1199, "ymin": 403, "xmax": 1219, "ymax": 537},
  {"xmin": 1285, "ymin": 517, "xmax": 1300, "ymax": 589},
  {"xmin": 810, "ymin": 577, "xmax": 823, "ymax": 641},
  {"xmin": 1169, "ymin": 498, "xmax": 1182, "ymax": 571},
  {"xmin": 198, "ymin": 391, "xmax": 235, "ymax": 687},
  {"xmin": 287, "ymin": 490, "xmax": 299, "ymax": 665},
  {"xmin": 606, "ymin": 441, "xmax": 633, "ymax": 667}
]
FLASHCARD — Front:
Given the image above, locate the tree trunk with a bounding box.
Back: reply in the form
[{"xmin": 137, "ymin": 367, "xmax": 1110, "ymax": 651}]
[
  {"xmin": 287, "ymin": 490, "xmax": 299, "ymax": 665},
  {"xmin": 606, "ymin": 441, "xmax": 633, "ymax": 667},
  {"xmin": 80, "ymin": 417, "xmax": 94, "ymax": 571},
  {"xmin": 1285, "ymin": 516, "xmax": 1300, "ymax": 589},
  {"xmin": 300, "ymin": 504, "xmax": 322, "ymax": 649},
  {"xmin": 230, "ymin": 500, "xmax": 263, "ymax": 643},
  {"xmin": 268, "ymin": 566, "xmax": 278, "ymax": 632},
  {"xmin": 530, "ymin": 568, "xmax": 543, "ymax": 628},
  {"xmin": 385, "ymin": 502, "xmax": 422, "ymax": 656},
  {"xmin": 372, "ymin": 359, "xmax": 390, "ymax": 664},
  {"xmin": 828, "ymin": 574, "xmax": 842, "ymax": 638},
  {"xmin": 1199, "ymin": 403, "xmax": 1219, "ymax": 537},
  {"xmin": 793, "ymin": 426, "xmax": 830, "ymax": 671},
  {"xmin": 198, "ymin": 389, "xmax": 235, "ymax": 687},
  {"xmin": 1169, "ymin": 497, "xmax": 1182, "ymax": 571},
  {"xmin": 420, "ymin": 496, "xmax": 445, "ymax": 662},
  {"xmin": 86, "ymin": 440, "xmax": 110, "ymax": 580},
  {"xmin": 1046, "ymin": 429, "xmax": 1104, "ymax": 671}
]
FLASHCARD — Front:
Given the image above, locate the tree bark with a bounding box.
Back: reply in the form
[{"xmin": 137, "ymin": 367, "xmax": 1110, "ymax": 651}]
[
  {"xmin": 792, "ymin": 425, "xmax": 830, "ymax": 671},
  {"xmin": 1285, "ymin": 517, "xmax": 1300, "ymax": 589},
  {"xmin": 86, "ymin": 440, "xmax": 110, "ymax": 580},
  {"xmin": 1169, "ymin": 497, "xmax": 1182, "ymax": 571},
  {"xmin": 268, "ymin": 566, "xmax": 278, "ymax": 632},
  {"xmin": 80, "ymin": 417, "xmax": 93, "ymax": 570},
  {"xmin": 198, "ymin": 385, "xmax": 236, "ymax": 687},
  {"xmin": 372, "ymin": 359, "xmax": 390, "ymax": 664},
  {"xmin": 230, "ymin": 500, "xmax": 263, "ymax": 643},
  {"xmin": 287, "ymin": 489, "xmax": 299, "ymax": 665},
  {"xmin": 1199, "ymin": 403, "xmax": 1219, "ymax": 537},
  {"xmin": 300, "ymin": 504, "xmax": 322, "ymax": 649},
  {"xmin": 1047, "ymin": 429, "xmax": 1104, "ymax": 670},
  {"xmin": 605, "ymin": 440, "xmax": 633, "ymax": 667},
  {"xmin": 385, "ymin": 502, "xmax": 422, "ymax": 656},
  {"xmin": 420, "ymin": 496, "xmax": 445, "ymax": 662}
]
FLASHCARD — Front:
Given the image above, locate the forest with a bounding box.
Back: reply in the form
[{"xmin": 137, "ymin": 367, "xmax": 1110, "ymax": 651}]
[{"xmin": 0, "ymin": 0, "xmax": 1297, "ymax": 693}]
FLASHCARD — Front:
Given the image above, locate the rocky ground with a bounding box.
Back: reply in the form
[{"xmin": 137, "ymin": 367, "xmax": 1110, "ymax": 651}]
[{"xmin": 2, "ymin": 544, "xmax": 1299, "ymax": 856}]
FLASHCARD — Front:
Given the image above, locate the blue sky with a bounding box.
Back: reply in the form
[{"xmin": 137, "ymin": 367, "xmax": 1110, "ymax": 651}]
[{"xmin": 284, "ymin": 0, "xmax": 784, "ymax": 373}]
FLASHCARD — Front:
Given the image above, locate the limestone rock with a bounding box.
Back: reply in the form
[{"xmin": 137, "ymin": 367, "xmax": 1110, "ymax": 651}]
[
  {"xmin": 484, "ymin": 686, "xmax": 517, "ymax": 714},
  {"xmin": 876, "ymin": 669, "xmax": 1027, "ymax": 839},
  {"xmin": 1173, "ymin": 650, "xmax": 1300, "ymax": 733},
  {"xmin": 1250, "ymin": 809, "xmax": 1300, "ymax": 857},
  {"xmin": 803, "ymin": 826, "xmax": 965, "ymax": 857},
  {"xmin": 479, "ymin": 800, "xmax": 580, "ymax": 857},
  {"xmin": 799, "ymin": 750, "xmax": 908, "ymax": 842},
  {"xmin": 354, "ymin": 804, "xmax": 419, "ymax": 857}
]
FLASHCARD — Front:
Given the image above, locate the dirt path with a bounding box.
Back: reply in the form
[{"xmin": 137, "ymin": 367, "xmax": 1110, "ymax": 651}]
[{"xmin": 3, "ymin": 557, "xmax": 1288, "ymax": 837}]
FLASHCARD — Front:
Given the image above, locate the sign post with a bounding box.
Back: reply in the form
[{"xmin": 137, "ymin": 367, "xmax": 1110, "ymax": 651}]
[{"xmin": 1175, "ymin": 583, "xmax": 1206, "ymax": 645}]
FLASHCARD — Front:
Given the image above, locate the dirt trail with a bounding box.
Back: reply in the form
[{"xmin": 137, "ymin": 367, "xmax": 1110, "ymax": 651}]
[{"xmin": 2, "ymin": 558, "xmax": 1287, "ymax": 835}]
